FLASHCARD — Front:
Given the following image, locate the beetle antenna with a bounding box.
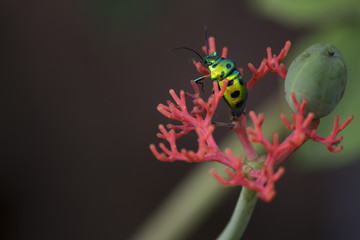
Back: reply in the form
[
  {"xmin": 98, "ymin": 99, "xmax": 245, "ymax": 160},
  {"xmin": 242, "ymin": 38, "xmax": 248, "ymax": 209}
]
[
  {"xmin": 171, "ymin": 47, "xmax": 204, "ymax": 62},
  {"xmin": 204, "ymin": 25, "xmax": 209, "ymax": 55}
]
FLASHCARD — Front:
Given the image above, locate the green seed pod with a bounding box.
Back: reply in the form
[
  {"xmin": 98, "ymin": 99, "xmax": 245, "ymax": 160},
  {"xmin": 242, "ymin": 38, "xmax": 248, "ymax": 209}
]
[{"xmin": 284, "ymin": 43, "xmax": 347, "ymax": 118}]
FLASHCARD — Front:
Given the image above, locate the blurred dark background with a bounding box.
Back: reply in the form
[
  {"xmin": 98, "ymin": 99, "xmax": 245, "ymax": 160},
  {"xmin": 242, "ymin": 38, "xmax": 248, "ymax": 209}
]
[{"xmin": 1, "ymin": 0, "xmax": 360, "ymax": 240}]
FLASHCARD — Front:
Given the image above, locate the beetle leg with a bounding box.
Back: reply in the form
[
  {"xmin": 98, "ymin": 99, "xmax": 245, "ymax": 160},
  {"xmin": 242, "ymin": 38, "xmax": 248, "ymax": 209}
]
[{"xmin": 194, "ymin": 75, "xmax": 210, "ymax": 92}]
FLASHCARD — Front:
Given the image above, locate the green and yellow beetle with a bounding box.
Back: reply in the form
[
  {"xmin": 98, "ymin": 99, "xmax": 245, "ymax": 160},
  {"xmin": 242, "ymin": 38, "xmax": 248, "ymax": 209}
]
[
  {"xmin": 173, "ymin": 29, "xmax": 248, "ymax": 117},
  {"xmin": 197, "ymin": 51, "xmax": 248, "ymax": 117}
]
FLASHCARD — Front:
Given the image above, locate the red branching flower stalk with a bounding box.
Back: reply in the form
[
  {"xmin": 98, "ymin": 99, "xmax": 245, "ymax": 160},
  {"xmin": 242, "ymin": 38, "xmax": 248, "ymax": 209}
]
[
  {"xmin": 151, "ymin": 80, "xmax": 233, "ymax": 166},
  {"xmin": 150, "ymin": 37, "xmax": 353, "ymax": 202},
  {"xmin": 246, "ymin": 41, "xmax": 291, "ymax": 89}
]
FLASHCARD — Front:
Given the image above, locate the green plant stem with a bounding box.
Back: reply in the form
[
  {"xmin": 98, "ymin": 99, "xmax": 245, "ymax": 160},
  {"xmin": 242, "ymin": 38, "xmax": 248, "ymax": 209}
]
[
  {"xmin": 217, "ymin": 187, "xmax": 257, "ymax": 240},
  {"xmin": 215, "ymin": 102, "xmax": 259, "ymax": 240}
]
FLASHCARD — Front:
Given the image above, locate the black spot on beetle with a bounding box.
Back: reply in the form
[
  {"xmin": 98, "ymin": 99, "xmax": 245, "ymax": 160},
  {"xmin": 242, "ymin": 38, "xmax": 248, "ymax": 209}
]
[
  {"xmin": 226, "ymin": 63, "xmax": 232, "ymax": 69},
  {"xmin": 231, "ymin": 90, "xmax": 240, "ymax": 98},
  {"xmin": 227, "ymin": 80, "xmax": 234, "ymax": 86},
  {"xmin": 220, "ymin": 71, "xmax": 225, "ymax": 78},
  {"xmin": 212, "ymin": 63, "xmax": 218, "ymax": 68},
  {"xmin": 235, "ymin": 100, "xmax": 244, "ymax": 109}
]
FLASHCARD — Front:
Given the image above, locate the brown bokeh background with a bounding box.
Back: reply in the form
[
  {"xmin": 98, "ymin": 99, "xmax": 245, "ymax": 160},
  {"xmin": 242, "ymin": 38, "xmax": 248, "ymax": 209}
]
[{"xmin": 1, "ymin": 1, "xmax": 360, "ymax": 239}]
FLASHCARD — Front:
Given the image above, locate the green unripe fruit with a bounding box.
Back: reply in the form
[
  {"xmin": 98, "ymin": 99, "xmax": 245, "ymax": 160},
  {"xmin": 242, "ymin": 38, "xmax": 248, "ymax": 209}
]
[{"xmin": 284, "ymin": 43, "xmax": 347, "ymax": 118}]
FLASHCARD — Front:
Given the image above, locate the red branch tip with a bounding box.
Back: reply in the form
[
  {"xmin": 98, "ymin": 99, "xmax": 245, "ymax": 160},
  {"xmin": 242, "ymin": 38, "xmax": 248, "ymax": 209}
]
[
  {"xmin": 307, "ymin": 115, "xmax": 353, "ymax": 153},
  {"xmin": 247, "ymin": 41, "xmax": 291, "ymax": 91}
]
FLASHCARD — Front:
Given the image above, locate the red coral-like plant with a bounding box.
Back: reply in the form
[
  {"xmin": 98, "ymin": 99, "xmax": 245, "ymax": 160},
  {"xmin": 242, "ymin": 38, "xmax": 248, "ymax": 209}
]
[{"xmin": 150, "ymin": 38, "xmax": 353, "ymax": 202}]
